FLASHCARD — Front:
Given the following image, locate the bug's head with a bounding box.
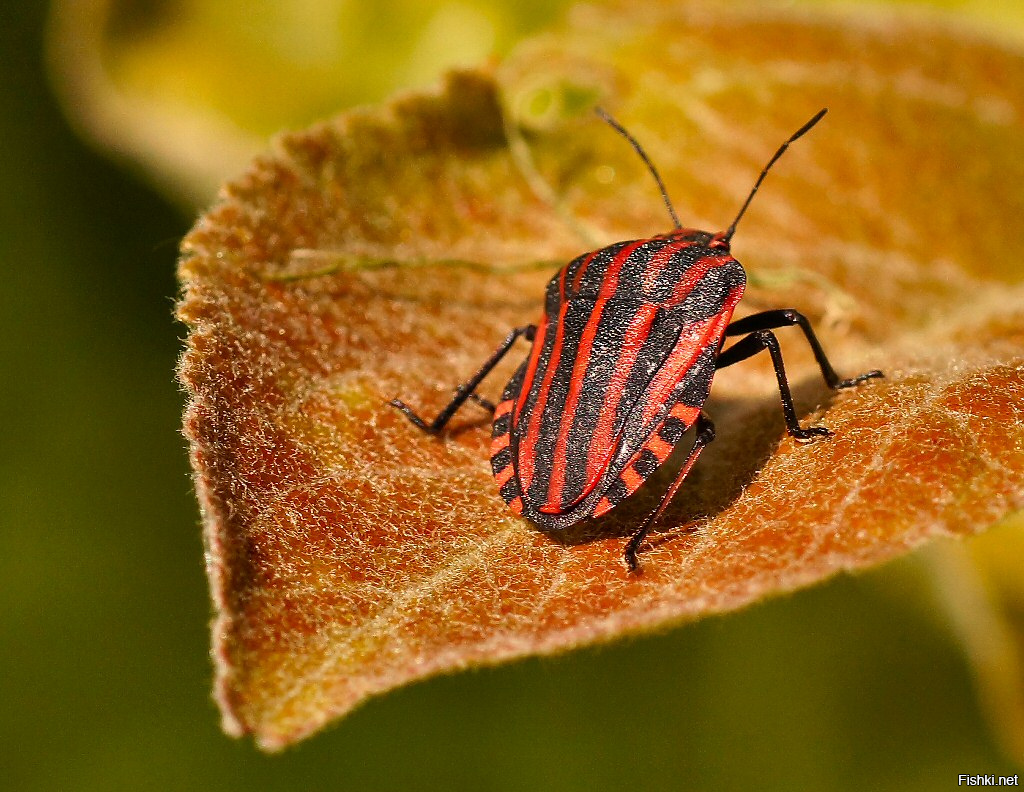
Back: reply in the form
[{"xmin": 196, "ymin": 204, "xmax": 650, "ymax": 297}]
[
  {"xmin": 708, "ymin": 230, "xmax": 731, "ymax": 252},
  {"xmin": 663, "ymin": 227, "xmax": 718, "ymax": 247}
]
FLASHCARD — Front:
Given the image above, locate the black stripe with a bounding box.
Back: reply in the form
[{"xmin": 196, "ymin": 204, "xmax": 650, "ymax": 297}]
[
  {"xmin": 499, "ymin": 477, "xmax": 521, "ymax": 503},
  {"xmin": 659, "ymin": 415, "xmax": 688, "ymax": 444},
  {"xmin": 491, "ymin": 446, "xmax": 512, "ymax": 473},
  {"xmin": 556, "ymin": 239, "xmax": 672, "ymax": 506},
  {"xmin": 604, "ymin": 476, "xmax": 628, "ymax": 507},
  {"xmin": 570, "ymin": 240, "xmax": 629, "ymax": 299},
  {"xmin": 647, "ymin": 237, "xmax": 708, "ymax": 303},
  {"xmin": 608, "ymin": 237, "xmax": 670, "ymax": 302},
  {"xmin": 634, "ymin": 449, "xmax": 660, "ymax": 478},
  {"xmin": 492, "ymin": 413, "xmax": 512, "ymax": 438},
  {"xmin": 523, "ymin": 298, "xmax": 588, "ymax": 508},
  {"xmin": 670, "ymin": 258, "xmax": 746, "ymax": 320},
  {"xmin": 677, "ymin": 343, "xmax": 718, "ymax": 408}
]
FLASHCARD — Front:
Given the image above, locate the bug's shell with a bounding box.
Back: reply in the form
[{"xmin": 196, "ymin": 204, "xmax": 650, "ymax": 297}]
[{"xmin": 489, "ymin": 229, "xmax": 746, "ymax": 530}]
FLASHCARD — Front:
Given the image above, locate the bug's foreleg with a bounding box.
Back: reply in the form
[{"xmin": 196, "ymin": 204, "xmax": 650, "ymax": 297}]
[
  {"xmin": 715, "ymin": 330, "xmax": 831, "ymax": 441},
  {"xmin": 725, "ymin": 309, "xmax": 883, "ymax": 388},
  {"xmin": 389, "ymin": 325, "xmax": 536, "ymax": 433},
  {"xmin": 625, "ymin": 412, "xmax": 716, "ymax": 572}
]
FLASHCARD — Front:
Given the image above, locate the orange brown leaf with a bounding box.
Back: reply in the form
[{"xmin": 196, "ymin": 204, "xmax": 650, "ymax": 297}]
[{"xmin": 178, "ymin": 2, "xmax": 1024, "ymax": 750}]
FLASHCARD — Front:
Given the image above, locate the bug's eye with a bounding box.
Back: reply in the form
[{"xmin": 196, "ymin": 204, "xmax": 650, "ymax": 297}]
[{"xmin": 709, "ymin": 232, "xmax": 730, "ymax": 250}]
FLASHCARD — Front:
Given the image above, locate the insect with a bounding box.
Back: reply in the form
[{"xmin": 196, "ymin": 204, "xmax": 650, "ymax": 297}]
[{"xmin": 391, "ymin": 106, "xmax": 883, "ymax": 571}]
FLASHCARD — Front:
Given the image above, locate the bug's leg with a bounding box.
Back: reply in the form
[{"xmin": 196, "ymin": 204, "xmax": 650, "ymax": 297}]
[
  {"xmin": 716, "ymin": 330, "xmax": 830, "ymax": 441},
  {"xmin": 390, "ymin": 325, "xmax": 536, "ymax": 433},
  {"xmin": 467, "ymin": 393, "xmax": 497, "ymax": 413},
  {"xmin": 625, "ymin": 412, "xmax": 716, "ymax": 572},
  {"xmin": 725, "ymin": 309, "xmax": 883, "ymax": 388}
]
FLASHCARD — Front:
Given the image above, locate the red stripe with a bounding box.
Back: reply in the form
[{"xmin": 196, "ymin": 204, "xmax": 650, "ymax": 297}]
[
  {"xmin": 544, "ymin": 299, "xmax": 655, "ymax": 510},
  {"xmin": 518, "ymin": 309, "xmax": 566, "ymax": 492},
  {"xmin": 621, "ymin": 465, "xmax": 644, "ymax": 491},
  {"xmin": 493, "ymin": 399, "xmax": 514, "ymax": 418},
  {"xmin": 669, "ymin": 402, "xmax": 701, "ymax": 424},
  {"xmin": 642, "ymin": 238, "xmax": 691, "ymax": 294},
  {"xmin": 635, "ymin": 280, "xmax": 744, "ymax": 432},
  {"xmin": 584, "ymin": 302, "xmax": 664, "ymax": 489},
  {"xmin": 570, "ymin": 249, "xmax": 600, "ymax": 295},
  {"xmin": 494, "ymin": 463, "xmax": 515, "ymax": 488},
  {"xmin": 490, "ymin": 431, "xmax": 510, "ymax": 454},
  {"xmin": 646, "ymin": 433, "xmax": 674, "ymax": 463},
  {"xmin": 513, "ymin": 317, "xmax": 548, "ymax": 424},
  {"xmin": 537, "ymin": 240, "xmax": 649, "ymax": 512},
  {"xmin": 636, "ymin": 317, "xmax": 722, "ymax": 431},
  {"xmin": 668, "ymin": 254, "xmax": 722, "ymax": 305}
]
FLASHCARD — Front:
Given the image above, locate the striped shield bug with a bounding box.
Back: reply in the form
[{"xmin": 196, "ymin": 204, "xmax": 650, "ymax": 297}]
[{"xmin": 391, "ymin": 107, "xmax": 883, "ymax": 571}]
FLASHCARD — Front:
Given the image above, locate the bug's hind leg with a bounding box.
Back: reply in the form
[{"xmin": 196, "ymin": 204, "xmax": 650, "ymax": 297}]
[
  {"xmin": 724, "ymin": 309, "xmax": 883, "ymax": 388},
  {"xmin": 467, "ymin": 393, "xmax": 497, "ymax": 413},
  {"xmin": 716, "ymin": 329, "xmax": 832, "ymax": 441},
  {"xmin": 390, "ymin": 325, "xmax": 536, "ymax": 433},
  {"xmin": 625, "ymin": 412, "xmax": 716, "ymax": 572}
]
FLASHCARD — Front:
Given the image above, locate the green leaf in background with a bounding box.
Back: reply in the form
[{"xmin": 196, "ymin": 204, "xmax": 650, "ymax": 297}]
[
  {"xmin": 47, "ymin": 0, "xmax": 1024, "ymax": 205},
  {"xmin": 46, "ymin": 0, "xmax": 573, "ymax": 203}
]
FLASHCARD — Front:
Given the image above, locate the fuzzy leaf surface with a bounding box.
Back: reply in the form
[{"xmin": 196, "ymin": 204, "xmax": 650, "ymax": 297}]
[{"xmin": 178, "ymin": 2, "xmax": 1024, "ymax": 749}]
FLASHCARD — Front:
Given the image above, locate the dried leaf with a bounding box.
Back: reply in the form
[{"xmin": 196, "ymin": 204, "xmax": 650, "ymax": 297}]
[{"xmin": 178, "ymin": 2, "xmax": 1024, "ymax": 749}]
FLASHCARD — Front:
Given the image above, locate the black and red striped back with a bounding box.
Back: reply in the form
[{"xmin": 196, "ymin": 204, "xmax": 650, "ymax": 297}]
[{"xmin": 490, "ymin": 229, "xmax": 746, "ymax": 528}]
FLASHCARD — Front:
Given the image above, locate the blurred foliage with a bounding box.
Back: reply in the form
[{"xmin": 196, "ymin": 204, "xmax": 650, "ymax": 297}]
[
  {"xmin": 1, "ymin": 0, "xmax": 1021, "ymax": 789},
  {"xmin": 47, "ymin": 0, "xmax": 1024, "ymax": 205},
  {"xmin": 47, "ymin": 0, "xmax": 574, "ymax": 203}
]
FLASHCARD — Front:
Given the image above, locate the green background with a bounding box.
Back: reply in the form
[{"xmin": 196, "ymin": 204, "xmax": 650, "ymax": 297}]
[{"xmin": 1, "ymin": 1, "xmax": 1019, "ymax": 789}]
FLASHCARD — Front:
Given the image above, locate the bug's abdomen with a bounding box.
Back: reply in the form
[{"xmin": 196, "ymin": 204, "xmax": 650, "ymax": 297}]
[
  {"xmin": 515, "ymin": 298, "xmax": 675, "ymax": 513},
  {"xmin": 490, "ymin": 308, "xmax": 740, "ymax": 527},
  {"xmin": 490, "ymin": 236, "xmax": 745, "ymax": 527},
  {"xmin": 489, "ymin": 318, "xmax": 723, "ymax": 526}
]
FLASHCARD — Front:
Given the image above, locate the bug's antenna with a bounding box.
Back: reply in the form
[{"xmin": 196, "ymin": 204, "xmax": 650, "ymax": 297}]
[
  {"xmin": 596, "ymin": 107, "xmax": 682, "ymax": 230},
  {"xmin": 722, "ymin": 108, "xmax": 827, "ymax": 243}
]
